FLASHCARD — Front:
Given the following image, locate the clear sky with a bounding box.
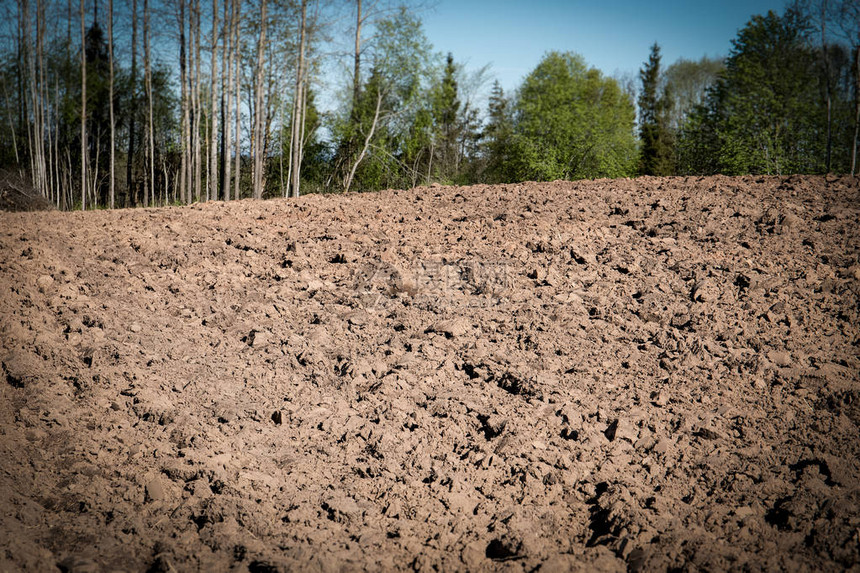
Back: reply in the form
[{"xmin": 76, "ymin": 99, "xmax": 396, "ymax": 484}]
[{"xmin": 420, "ymin": 0, "xmax": 790, "ymax": 93}]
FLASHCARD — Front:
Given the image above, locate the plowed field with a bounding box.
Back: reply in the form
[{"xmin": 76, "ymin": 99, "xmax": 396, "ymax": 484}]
[{"xmin": 1, "ymin": 176, "xmax": 858, "ymax": 572}]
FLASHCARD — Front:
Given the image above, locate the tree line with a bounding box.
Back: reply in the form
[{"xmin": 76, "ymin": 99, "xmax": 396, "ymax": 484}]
[
  {"xmin": 1, "ymin": 0, "xmax": 857, "ymax": 211},
  {"xmin": 641, "ymin": 1, "xmax": 860, "ymax": 178}
]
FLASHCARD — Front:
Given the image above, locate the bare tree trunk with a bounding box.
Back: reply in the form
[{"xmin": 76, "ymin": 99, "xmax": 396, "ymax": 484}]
[
  {"xmin": 299, "ymin": 86, "xmax": 308, "ymax": 157},
  {"xmin": 142, "ymin": 118, "xmax": 148, "ymax": 204},
  {"xmin": 285, "ymin": 47, "xmax": 295, "ymax": 195},
  {"xmin": 289, "ymin": 0, "xmax": 306, "ymax": 198},
  {"xmin": 209, "ymin": 0, "xmax": 220, "ymax": 202},
  {"xmin": 194, "ymin": 0, "xmax": 203, "ymax": 202},
  {"xmin": 144, "ymin": 0, "xmax": 154, "ymax": 206},
  {"xmin": 233, "ymin": 0, "xmax": 241, "ymax": 200},
  {"xmin": 219, "ymin": 0, "xmax": 230, "ymax": 199},
  {"xmin": 188, "ymin": 0, "xmax": 198, "ymax": 203},
  {"xmin": 18, "ymin": 1, "xmax": 30, "ymax": 171},
  {"xmin": 179, "ymin": 0, "xmax": 189, "ymax": 203},
  {"xmin": 342, "ymin": 0, "xmax": 367, "ymax": 190},
  {"xmin": 189, "ymin": 0, "xmax": 196, "ymax": 203},
  {"xmin": 263, "ymin": 50, "xmax": 276, "ymax": 166},
  {"xmin": 162, "ymin": 155, "xmax": 169, "ymax": 203},
  {"xmin": 251, "ymin": 0, "xmax": 267, "ymax": 199},
  {"xmin": 21, "ymin": 0, "xmax": 34, "ymax": 186},
  {"xmin": 353, "ymin": 0, "xmax": 361, "ymax": 111},
  {"xmin": 65, "ymin": 147, "xmax": 72, "ymax": 209},
  {"xmin": 344, "ymin": 89, "xmax": 381, "ymax": 194},
  {"xmin": 822, "ymin": 0, "xmax": 832, "ymax": 172},
  {"xmin": 127, "ymin": 0, "xmax": 138, "ymax": 208},
  {"xmin": 853, "ymin": 44, "xmax": 859, "ymax": 176},
  {"xmin": 426, "ymin": 140, "xmax": 434, "ymax": 184},
  {"xmin": 38, "ymin": 0, "xmax": 49, "ymax": 197},
  {"xmin": 233, "ymin": 17, "xmax": 241, "ymax": 201},
  {"xmin": 2, "ymin": 78, "xmax": 20, "ymax": 165},
  {"xmin": 80, "ymin": 0, "xmax": 87, "ymax": 210},
  {"xmin": 92, "ymin": 129, "xmax": 101, "ymax": 207},
  {"xmin": 280, "ymin": 117, "xmax": 287, "ymax": 197},
  {"xmin": 53, "ymin": 77, "xmax": 60, "ymax": 206},
  {"xmin": 225, "ymin": 0, "xmax": 239, "ymax": 200},
  {"xmin": 287, "ymin": 90, "xmax": 308, "ymax": 196},
  {"xmin": 109, "ymin": 0, "xmax": 116, "ymax": 208},
  {"xmin": 45, "ymin": 76, "xmax": 54, "ymax": 205},
  {"xmin": 35, "ymin": 0, "xmax": 48, "ymax": 198},
  {"xmin": 25, "ymin": 0, "xmax": 48, "ymax": 198}
]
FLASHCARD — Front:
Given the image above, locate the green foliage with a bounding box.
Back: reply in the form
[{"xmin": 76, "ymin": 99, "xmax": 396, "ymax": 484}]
[
  {"xmin": 509, "ymin": 51, "xmax": 637, "ymax": 181},
  {"xmin": 638, "ymin": 43, "xmax": 675, "ymax": 176},
  {"xmin": 330, "ymin": 9, "xmax": 487, "ymax": 191},
  {"xmin": 430, "ymin": 53, "xmax": 461, "ymax": 180},
  {"xmin": 638, "ymin": 44, "xmax": 662, "ymax": 128},
  {"xmin": 274, "ymin": 88, "xmax": 329, "ymax": 195},
  {"xmin": 346, "ymin": 68, "xmax": 392, "ymax": 190},
  {"xmin": 401, "ymin": 105, "xmax": 433, "ymax": 184},
  {"xmin": 454, "ymin": 103, "xmax": 482, "ymax": 185},
  {"xmin": 296, "ymin": 92, "xmax": 330, "ymax": 193},
  {"xmin": 1, "ymin": 17, "xmax": 177, "ymax": 208},
  {"xmin": 724, "ymin": 10, "xmax": 822, "ymax": 174},
  {"xmin": 663, "ymin": 56, "xmax": 725, "ymax": 131},
  {"xmin": 9, "ymin": 2, "xmax": 857, "ymax": 207},
  {"xmin": 676, "ymin": 81, "xmax": 726, "ymax": 175},
  {"xmin": 373, "ymin": 7, "xmax": 433, "ymax": 109},
  {"xmin": 330, "ymin": 7, "xmax": 437, "ymax": 192},
  {"xmin": 434, "ymin": 54, "xmax": 460, "ymax": 133},
  {"xmin": 481, "ymin": 80, "xmax": 514, "ymax": 183},
  {"xmin": 679, "ymin": 9, "xmax": 831, "ymax": 175},
  {"xmin": 819, "ymin": 42, "xmax": 859, "ymax": 173}
]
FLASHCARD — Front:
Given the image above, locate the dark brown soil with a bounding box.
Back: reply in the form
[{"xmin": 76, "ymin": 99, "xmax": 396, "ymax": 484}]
[
  {"xmin": 0, "ymin": 170, "xmax": 55, "ymax": 213},
  {"xmin": 1, "ymin": 175, "xmax": 858, "ymax": 572}
]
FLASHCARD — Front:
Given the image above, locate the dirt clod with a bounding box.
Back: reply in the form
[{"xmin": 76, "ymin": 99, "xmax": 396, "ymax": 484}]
[{"xmin": 0, "ymin": 175, "xmax": 858, "ymax": 571}]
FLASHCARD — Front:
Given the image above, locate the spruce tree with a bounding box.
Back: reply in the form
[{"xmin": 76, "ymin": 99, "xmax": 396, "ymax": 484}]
[
  {"xmin": 483, "ymin": 80, "xmax": 512, "ymax": 183},
  {"xmin": 638, "ymin": 43, "xmax": 675, "ymax": 175},
  {"xmin": 432, "ymin": 53, "xmax": 460, "ymax": 180}
]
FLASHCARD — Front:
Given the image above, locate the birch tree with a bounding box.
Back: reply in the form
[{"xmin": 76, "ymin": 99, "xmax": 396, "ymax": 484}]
[
  {"xmin": 108, "ymin": 0, "xmax": 115, "ymax": 208},
  {"xmin": 80, "ymin": 0, "xmax": 87, "ymax": 210},
  {"xmin": 34, "ymin": 0, "xmax": 48, "ymax": 198},
  {"xmin": 233, "ymin": 18, "xmax": 241, "ymax": 201},
  {"xmin": 222, "ymin": 0, "xmax": 239, "ymax": 200},
  {"xmin": 193, "ymin": 0, "xmax": 202, "ymax": 201},
  {"xmin": 251, "ymin": 0, "xmax": 267, "ymax": 199},
  {"xmin": 128, "ymin": 0, "xmax": 138, "ymax": 206},
  {"xmin": 289, "ymin": 0, "xmax": 306, "ymax": 198},
  {"xmin": 144, "ymin": 0, "xmax": 154, "ymax": 206},
  {"xmin": 179, "ymin": 0, "xmax": 189, "ymax": 203},
  {"xmin": 209, "ymin": 0, "xmax": 220, "ymax": 202}
]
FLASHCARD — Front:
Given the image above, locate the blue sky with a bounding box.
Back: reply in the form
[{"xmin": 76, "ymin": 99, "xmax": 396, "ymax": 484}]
[{"xmin": 420, "ymin": 0, "xmax": 790, "ymax": 93}]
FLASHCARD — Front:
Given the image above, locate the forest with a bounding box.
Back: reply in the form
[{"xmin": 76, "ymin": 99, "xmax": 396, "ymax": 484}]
[{"xmin": 1, "ymin": 0, "xmax": 858, "ymax": 210}]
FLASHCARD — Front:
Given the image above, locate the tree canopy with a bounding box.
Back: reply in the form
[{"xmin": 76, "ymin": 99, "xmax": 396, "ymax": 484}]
[
  {"xmin": 1, "ymin": 1, "xmax": 857, "ymax": 210},
  {"xmin": 506, "ymin": 51, "xmax": 637, "ymax": 182},
  {"xmin": 678, "ymin": 7, "xmax": 856, "ymax": 175}
]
